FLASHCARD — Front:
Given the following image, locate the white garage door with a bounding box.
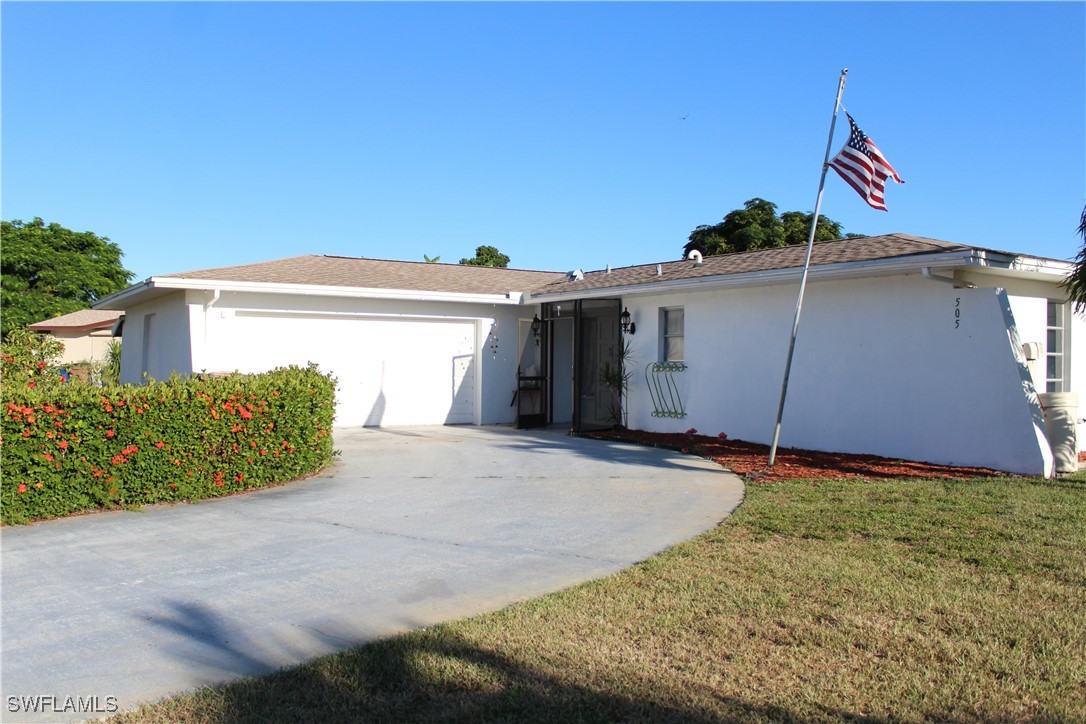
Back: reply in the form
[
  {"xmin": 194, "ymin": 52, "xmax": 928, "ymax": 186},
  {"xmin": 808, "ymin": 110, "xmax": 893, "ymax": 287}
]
[{"xmin": 220, "ymin": 313, "xmax": 477, "ymax": 427}]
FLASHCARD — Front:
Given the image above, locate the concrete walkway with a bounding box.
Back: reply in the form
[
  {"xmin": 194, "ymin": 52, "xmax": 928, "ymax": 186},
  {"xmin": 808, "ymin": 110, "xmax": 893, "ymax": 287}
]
[{"xmin": 1, "ymin": 426, "xmax": 744, "ymax": 722}]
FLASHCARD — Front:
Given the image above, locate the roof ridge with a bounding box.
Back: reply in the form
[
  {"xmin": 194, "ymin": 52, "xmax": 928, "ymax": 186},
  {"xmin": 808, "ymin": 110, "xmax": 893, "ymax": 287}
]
[{"xmin": 317, "ymin": 254, "xmax": 562, "ymax": 274}]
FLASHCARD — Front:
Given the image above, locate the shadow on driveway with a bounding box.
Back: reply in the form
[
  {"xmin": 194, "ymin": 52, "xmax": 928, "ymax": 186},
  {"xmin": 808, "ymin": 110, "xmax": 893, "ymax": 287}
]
[{"xmin": 1, "ymin": 425, "xmax": 744, "ymax": 721}]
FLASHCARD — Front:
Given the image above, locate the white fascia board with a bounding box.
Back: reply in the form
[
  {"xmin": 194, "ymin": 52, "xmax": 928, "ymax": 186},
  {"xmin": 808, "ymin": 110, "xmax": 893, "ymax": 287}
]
[{"xmin": 96, "ymin": 277, "xmax": 524, "ymax": 309}]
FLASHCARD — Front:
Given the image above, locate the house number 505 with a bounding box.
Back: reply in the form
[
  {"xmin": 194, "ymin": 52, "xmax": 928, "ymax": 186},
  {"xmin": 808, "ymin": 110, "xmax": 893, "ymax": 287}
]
[{"xmin": 954, "ymin": 297, "xmax": 961, "ymax": 329}]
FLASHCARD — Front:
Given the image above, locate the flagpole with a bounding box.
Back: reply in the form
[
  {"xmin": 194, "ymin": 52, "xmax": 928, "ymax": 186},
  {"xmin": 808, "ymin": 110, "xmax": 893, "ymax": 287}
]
[{"xmin": 768, "ymin": 68, "xmax": 848, "ymax": 467}]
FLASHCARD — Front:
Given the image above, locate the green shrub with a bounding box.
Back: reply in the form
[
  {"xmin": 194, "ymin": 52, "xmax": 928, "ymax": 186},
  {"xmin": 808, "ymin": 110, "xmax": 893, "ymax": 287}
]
[
  {"xmin": 1, "ymin": 327, "xmax": 67, "ymax": 390},
  {"xmin": 1, "ymin": 365, "xmax": 336, "ymax": 524},
  {"xmin": 103, "ymin": 338, "xmax": 122, "ymax": 386}
]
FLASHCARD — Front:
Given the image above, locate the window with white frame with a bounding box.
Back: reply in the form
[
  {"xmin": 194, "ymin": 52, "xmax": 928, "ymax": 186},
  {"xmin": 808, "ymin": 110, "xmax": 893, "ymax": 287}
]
[
  {"xmin": 661, "ymin": 307, "xmax": 684, "ymax": 362},
  {"xmin": 1046, "ymin": 300, "xmax": 1067, "ymax": 392}
]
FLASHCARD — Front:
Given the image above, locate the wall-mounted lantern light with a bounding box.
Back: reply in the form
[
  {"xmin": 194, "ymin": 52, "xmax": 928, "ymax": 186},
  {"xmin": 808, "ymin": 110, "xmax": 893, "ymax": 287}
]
[
  {"xmin": 621, "ymin": 307, "xmax": 636, "ymax": 335},
  {"xmin": 530, "ymin": 314, "xmax": 542, "ymax": 344}
]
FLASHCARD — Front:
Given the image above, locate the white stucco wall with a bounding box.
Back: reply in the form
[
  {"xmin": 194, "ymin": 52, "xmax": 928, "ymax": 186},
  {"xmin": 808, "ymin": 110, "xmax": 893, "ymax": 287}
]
[
  {"xmin": 621, "ymin": 272, "xmax": 1053, "ymax": 475},
  {"xmin": 118, "ymin": 294, "xmax": 194, "ymax": 384}
]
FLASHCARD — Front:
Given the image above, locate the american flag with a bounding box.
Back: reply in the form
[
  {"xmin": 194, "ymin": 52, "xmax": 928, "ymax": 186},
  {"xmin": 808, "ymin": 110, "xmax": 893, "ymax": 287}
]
[{"xmin": 828, "ymin": 113, "xmax": 903, "ymax": 211}]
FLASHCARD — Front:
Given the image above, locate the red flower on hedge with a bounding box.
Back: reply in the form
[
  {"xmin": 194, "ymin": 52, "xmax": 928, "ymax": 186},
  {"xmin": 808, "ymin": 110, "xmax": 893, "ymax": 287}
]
[
  {"xmin": 17, "ymin": 484, "xmax": 27, "ymax": 494},
  {"xmin": 57, "ymin": 440, "xmax": 68, "ymax": 450},
  {"xmin": 155, "ymin": 441, "xmax": 165, "ymax": 448},
  {"xmin": 43, "ymin": 453, "xmax": 54, "ymax": 462},
  {"xmin": 106, "ymin": 430, "xmax": 115, "ymax": 438}
]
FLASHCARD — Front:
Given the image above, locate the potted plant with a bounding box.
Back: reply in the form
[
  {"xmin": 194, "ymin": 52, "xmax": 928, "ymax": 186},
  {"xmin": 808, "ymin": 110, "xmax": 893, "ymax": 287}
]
[{"xmin": 599, "ymin": 338, "xmax": 634, "ymax": 429}]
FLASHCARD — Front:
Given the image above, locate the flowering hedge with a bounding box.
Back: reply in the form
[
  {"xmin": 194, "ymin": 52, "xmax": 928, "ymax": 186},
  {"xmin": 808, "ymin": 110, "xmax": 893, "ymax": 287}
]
[{"xmin": 1, "ymin": 365, "xmax": 336, "ymax": 524}]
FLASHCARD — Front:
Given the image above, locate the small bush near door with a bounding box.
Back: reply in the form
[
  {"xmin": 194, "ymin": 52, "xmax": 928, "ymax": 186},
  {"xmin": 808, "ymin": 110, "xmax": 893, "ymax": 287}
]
[{"xmin": 1, "ymin": 364, "xmax": 336, "ymax": 524}]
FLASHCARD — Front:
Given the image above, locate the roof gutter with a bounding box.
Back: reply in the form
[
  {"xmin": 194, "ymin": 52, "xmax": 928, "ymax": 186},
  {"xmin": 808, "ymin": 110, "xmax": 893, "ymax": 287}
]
[{"xmin": 95, "ymin": 276, "xmax": 526, "ymax": 309}]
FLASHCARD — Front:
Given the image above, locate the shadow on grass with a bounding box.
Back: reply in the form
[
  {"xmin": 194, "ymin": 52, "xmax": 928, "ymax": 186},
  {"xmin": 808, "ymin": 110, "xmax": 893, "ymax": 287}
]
[{"xmin": 127, "ymin": 600, "xmax": 830, "ymax": 723}]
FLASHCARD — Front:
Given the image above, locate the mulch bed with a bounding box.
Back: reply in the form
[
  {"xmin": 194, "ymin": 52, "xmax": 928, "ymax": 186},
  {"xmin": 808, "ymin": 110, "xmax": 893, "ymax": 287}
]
[{"xmin": 583, "ymin": 429, "xmax": 1007, "ymax": 482}]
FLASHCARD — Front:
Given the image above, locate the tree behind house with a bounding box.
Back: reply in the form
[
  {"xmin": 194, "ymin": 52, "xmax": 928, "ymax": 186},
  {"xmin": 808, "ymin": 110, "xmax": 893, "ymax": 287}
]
[
  {"xmin": 682, "ymin": 198, "xmax": 849, "ymax": 258},
  {"xmin": 459, "ymin": 245, "xmax": 510, "ymax": 268},
  {"xmin": 1, "ymin": 218, "xmax": 134, "ymax": 339}
]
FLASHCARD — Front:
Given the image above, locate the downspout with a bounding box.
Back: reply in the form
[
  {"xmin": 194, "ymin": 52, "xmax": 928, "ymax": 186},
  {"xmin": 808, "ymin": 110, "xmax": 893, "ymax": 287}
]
[
  {"xmin": 202, "ymin": 289, "xmax": 221, "ymax": 369},
  {"xmin": 921, "ymin": 267, "xmax": 977, "ymax": 289}
]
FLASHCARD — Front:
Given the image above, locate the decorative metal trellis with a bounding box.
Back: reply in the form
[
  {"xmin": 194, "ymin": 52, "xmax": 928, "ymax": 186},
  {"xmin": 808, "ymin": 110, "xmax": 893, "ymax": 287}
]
[{"xmin": 646, "ymin": 362, "xmax": 687, "ymax": 418}]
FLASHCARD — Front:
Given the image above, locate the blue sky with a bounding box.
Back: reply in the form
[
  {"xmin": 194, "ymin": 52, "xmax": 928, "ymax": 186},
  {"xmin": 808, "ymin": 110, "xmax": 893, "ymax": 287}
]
[{"xmin": 3, "ymin": 2, "xmax": 1084, "ymax": 282}]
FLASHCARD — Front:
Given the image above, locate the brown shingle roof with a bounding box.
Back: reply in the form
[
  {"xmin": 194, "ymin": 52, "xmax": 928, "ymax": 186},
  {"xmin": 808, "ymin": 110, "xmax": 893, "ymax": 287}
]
[
  {"xmin": 151, "ymin": 235, "xmax": 1014, "ymax": 302},
  {"xmin": 162, "ymin": 255, "xmax": 566, "ymax": 296},
  {"xmin": 28, "ymin": 309, "xmax": 123, "ymax": 331},
  {"xmin": 531, "ymin": 234, "xmax": 975, "ymax": 296}
]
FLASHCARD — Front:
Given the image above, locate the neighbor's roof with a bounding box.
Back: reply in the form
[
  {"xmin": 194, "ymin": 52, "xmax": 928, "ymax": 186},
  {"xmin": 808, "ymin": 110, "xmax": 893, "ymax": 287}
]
[
  {"xmin": 531, "ymin": 234, "xmax": 998, "ymax": 296},
  {"xmin": 161, "ymin": 255, "xmax": 566, "ymax": 296},
  {"xmin": 28, "ymin": 309, "xmax": 123, "ymax": 332}
]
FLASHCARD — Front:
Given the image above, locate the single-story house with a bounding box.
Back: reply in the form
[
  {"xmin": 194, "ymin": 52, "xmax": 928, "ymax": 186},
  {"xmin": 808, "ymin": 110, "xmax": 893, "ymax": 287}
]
[
  {"xmin": 94, "ymin": 234, "xmax": 1083, "ymax": 477},
  {"xmin": 28, "ymin": 309, "xmax": 124, "ymax": 365}
]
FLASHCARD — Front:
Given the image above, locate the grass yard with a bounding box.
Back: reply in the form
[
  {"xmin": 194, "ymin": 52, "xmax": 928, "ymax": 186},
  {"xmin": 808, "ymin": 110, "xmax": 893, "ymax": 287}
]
[{"xmin": 109, "ymin": 473, "xmax": 1086, "ymax": 723}]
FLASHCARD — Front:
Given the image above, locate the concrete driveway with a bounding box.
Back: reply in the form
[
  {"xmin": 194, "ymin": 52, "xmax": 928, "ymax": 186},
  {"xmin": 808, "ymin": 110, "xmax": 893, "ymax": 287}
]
[{"xmin": 1, "ymin": 425, "xmax": 744, "ymax": 721}]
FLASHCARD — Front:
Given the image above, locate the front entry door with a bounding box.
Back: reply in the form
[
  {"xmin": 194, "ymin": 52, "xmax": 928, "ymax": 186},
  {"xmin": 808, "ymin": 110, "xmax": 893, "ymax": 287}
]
[{"xmin": 575, "ymin": 300, "xmax": 621, "ymax": 431}]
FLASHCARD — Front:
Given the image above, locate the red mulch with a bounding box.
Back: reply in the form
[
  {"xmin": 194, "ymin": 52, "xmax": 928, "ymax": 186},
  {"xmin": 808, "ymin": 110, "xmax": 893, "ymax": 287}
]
[{"xmin": 584, "ymin": 429, "xmax": 1007, "ymax": 482}]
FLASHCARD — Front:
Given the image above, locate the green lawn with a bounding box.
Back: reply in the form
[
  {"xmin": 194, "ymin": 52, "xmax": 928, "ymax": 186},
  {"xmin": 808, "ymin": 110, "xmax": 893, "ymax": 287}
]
[{"xmin": 110, "ymin": 474, "xmax": 1086, "ymax": 723}]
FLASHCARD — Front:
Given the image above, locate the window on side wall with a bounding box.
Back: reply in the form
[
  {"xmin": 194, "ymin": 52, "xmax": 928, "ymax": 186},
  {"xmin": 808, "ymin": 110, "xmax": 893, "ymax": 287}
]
[
  {"xmin": 1046, "ymin": 300, "xmax": 1067, "ymax": 392},
  {"xmin": 661, "ymin": 307, "xmax": 684, "ymax": 362}
]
